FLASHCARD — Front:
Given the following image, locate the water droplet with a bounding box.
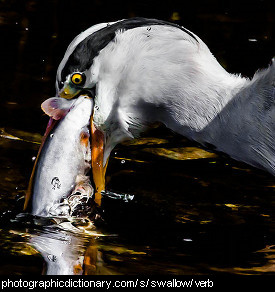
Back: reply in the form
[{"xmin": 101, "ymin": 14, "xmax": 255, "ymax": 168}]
[
  {"xmin": 25, "ymin": 27, "xmax": 29, "ymax": 31},
  {"xmin": 183, "ymin": 238, "xmax": 192, "ymax": 242},
  {"xmin": 47, "ymin": 254, "xmax": 57, "ymax": 262},
  {"xmin": 32, "ymin": 156, "xmax": 36, "ymax": 161},
  {"xmin": 121, "ymin": 160, "xmax": 125, "ymax": 164},
  {"xmin": 50, "ymin": 134, "xmax": 54, "ymax": 138}
]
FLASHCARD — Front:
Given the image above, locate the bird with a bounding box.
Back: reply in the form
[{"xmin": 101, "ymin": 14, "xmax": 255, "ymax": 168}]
[{"xmin": 55, "ymin": 17, "xmax": 275, "ymax": 206}]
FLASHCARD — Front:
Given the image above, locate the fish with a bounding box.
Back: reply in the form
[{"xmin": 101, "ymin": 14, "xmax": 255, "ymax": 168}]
[{"xmin": 24, "ymin": 95, "xmax": 94, "ymax": 217}]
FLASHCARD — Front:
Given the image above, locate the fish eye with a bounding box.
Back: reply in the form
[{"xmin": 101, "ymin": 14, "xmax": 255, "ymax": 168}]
[{"xmin": 71, "ymin": 73, "xmax": 85, "ymax": 86}]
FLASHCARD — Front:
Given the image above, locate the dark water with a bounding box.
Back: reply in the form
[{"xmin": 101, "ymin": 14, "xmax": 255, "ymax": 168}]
[
  {"xmin": 0, "ymin": 126, "xmax": 274, "ymax": 275},
  {"xmin": 0, "ymin": 0, "xmax": 274, "ymax": 275}
]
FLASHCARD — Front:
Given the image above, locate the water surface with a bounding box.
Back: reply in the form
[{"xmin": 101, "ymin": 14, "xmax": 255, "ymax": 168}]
[
  {"xmin": 0, "ymin": 0, "xmax": 274, "ymax": 275},
  {"xmin": 0, "ymin": 126, "xmax": 274, "ymax": 275}
]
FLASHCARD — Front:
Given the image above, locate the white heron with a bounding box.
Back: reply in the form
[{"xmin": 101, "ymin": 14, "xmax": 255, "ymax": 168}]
[{"xmin": 55, "ymin": 18, "xmax": 275, "ymax": 205}]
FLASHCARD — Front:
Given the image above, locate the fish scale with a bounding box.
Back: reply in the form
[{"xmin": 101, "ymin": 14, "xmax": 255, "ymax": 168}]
[{"xmin": 30, "ymin": 96, "xmax": 93, "ymax": 216}]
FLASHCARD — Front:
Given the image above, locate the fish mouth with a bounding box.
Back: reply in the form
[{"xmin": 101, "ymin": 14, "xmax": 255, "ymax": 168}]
[
  {"xmin": 38, "ymin": 121, "xmax": 95, "ymax": 218},
  {"xmin": 24, "ymin": 94, "xmax": 96, "ymax": 217},
  {"xmin": 49, "ymin": 180, "xmax": 94, "ymax": 218},
  {"xmin": 24, "ymin": 116, "xmax": 95, "ymax": 218}
]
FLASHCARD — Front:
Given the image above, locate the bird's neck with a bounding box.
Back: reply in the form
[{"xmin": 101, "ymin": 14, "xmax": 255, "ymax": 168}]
[{"xmin": 161, "ymin": 63, "xmax": 275, "ymax": 174}]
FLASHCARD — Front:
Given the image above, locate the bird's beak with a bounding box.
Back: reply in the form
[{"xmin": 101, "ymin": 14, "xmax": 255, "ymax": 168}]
[
  {"xmin": 59, "ymin": 85, "xmax": 81, "ymax": 99},
  {"xmin": 91, "ymin": 120, "xmax": 108, "ymax": 206},
  {"xmin": 59, "ymin": 85, "xmax": 106, "ymax": 206}
]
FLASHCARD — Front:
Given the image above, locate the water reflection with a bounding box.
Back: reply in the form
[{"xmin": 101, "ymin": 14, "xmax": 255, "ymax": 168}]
[
  {"xmin": 30, "ymin": 225, "xmax": 87, "ymax": 275},
  {"xmin": 30, "ymin": 220, "xmax": 92, "ymax": 275},
  {"xmin": 0, "ymin": 0, "xmax": 274, "ymax": 276},
  {"xmin": 12, "ymin": 214, "xmax": 116, "ymax": 275},
  {"xmin": 0, "ymin": 127, "xmax": 274, "ymax": 274}
]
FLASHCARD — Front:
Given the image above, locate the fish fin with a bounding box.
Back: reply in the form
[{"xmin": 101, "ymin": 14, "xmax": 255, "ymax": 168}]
[
  {"xmin": 23, "ymin": 118, "xmax": 58, "ymax": 211},
  {"xmin": 41, "ymin": 97, "xmax": 75, "ymax": 120},
  {"xmin": 80, "ymin": 131, "xmax": 90, "ymax": 148}
]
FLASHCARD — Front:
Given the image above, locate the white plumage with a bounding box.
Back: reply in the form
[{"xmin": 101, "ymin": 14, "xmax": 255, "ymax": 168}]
[{"xmin": 57, "ymin": 19, "xmax": 275, "ymax": 175}]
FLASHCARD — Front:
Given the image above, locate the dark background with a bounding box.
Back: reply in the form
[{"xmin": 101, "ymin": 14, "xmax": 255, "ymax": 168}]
[
  {"xmin": 0, "ymin": 0, "xmax": 274, "ymax": 128},
  {"xmin": 0, "ymin": 1, "xmax": 274, "ymax": 275}
]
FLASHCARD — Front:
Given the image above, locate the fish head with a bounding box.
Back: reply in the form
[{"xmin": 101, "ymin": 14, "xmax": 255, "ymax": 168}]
[{"xmin": 24, "ymin": 96, "xmax": 94, "ymax": 216}]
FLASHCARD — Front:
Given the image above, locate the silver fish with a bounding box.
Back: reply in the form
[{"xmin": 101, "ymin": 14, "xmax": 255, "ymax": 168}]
[{"xmin": 24, "ymin": 95, "xmax": 94, "ymax": 216}]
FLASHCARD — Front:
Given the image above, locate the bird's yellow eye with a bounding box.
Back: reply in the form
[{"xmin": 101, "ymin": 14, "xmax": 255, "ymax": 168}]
[{"xmin": 71, "ymin": 73, "xmax": 84, "ymax": 85}]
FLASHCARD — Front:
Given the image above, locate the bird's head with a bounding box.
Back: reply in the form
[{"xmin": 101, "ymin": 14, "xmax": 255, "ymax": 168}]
[
  {"xmin": 55, "ymin": 21, "xmax": 149, "ymax": 204},
  {"xmin": 55, "ymin": 18, "xmax": 193, "ymax": 203}
]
